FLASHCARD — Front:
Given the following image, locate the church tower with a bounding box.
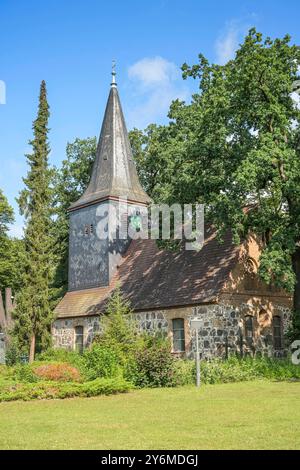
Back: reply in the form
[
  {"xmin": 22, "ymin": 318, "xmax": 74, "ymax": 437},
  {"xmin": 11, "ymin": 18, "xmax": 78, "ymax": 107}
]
[{"xmin": 68, "ymin": 67, "xmax": 151, "ymax": 291}]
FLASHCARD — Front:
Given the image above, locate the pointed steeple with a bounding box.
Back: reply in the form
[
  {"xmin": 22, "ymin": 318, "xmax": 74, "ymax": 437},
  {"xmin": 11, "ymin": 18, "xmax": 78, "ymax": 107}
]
[{"xmin": 69, "ymin": 65, "xmax": 151, "ymax": 211}]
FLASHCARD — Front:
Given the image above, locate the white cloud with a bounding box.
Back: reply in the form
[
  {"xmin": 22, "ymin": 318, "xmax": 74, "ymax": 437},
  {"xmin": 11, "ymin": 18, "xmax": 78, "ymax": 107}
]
[
  {"xmin": 0, "ymin": 80, "xmax": 6, "ymax": 104},
  {"xmin": 128, "ymin": 56, "xmax": 178, "ymax": 87},
  {"xmin": 126, "ymin": 57, "xmax": 190, "ymax": 129},
  {"xmin": 215, "ymin": 24, "xmax": 240, "ymax": 65},
  {"xmin": 215, "ymin": 17, "xmax": 258, "ymax": 65}
]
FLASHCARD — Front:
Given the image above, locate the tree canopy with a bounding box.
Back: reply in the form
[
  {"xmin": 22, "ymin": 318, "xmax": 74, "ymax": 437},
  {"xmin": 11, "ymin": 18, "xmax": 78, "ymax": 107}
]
[{"xmin": 129, "ymin": 29, "xmax": 300, "ymax": 329}]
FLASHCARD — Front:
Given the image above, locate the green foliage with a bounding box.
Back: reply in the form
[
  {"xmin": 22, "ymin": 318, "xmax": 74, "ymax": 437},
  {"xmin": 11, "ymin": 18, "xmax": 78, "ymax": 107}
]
[
  {"xmin": 130, "ymin": 336, "xmax": 177, "ymax": 388},
  {"xmin": 5, "ymin": 337, "xmax": 28, "ymax": 366},
  {"xmin": 132, "ymin": 29, "xmax": 300, "ymax": 330},
  {"xmin": 82, "ymin": 344, "xmax": 121, "ymax": 380},
  {"xmin": 39, "ymin": 294, "xmax": 176, "ymax": 388},
  {"xmin": 174, "ymin": 356, "xmax": 300, "ymax": 385},
  {"xmin": 286, "ymin": 310, "xmax": 300, "ymax": 343},
  {"xmin": 0, "ymin": 189, "xmax": 14, "ymax": 236},
  {"xmin": 96, "ymin": 287, "xmax": 140, "ymax": 362},
  {"xmin": 173, "ymin": 359, "xmax": 196, "ymax": 386},
  {"xmin": 129, "ymin": 125, "xmax": 176, "ymax": 202},
  {"xmin": 0, "ymin": 377, "xmax": 132, "ymax": 402},
  {"xmin": 37, "ymin": 347, "xmax": 83, "ymax": 367},
  {"xmin": 13, "ymin": 81, "xmax": 54, "ymax": 359},
  {"xmin": 0, "ymin": 189, "xmax": 25, "ymax": 294},
  {"xmin": 13, "ymin": 364, "xmax": 38, "ymax": 383},
  {"xmin": 184, "ymin": 31, "xmax": 300, "ymax": 298}
]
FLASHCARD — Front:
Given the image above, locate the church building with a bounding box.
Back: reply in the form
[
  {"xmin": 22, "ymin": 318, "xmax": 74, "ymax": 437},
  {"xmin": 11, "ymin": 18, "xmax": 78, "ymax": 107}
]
[{"xmin": 53, "ymin": 70, "xmax": 292, "ymax": 358}]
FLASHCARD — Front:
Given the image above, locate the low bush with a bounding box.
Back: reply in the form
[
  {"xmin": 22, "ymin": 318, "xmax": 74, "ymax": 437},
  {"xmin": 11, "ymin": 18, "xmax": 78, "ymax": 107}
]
[
  {"xmin": 5, "ymin": 339, "xmax": 28, "ymax": 366},
  {"xmin": 13, "ymin": 364, "xmax": 39, "ymax": 383},
  {"xmin": 33, "ymin": 363, "xmax": 81, "ymax": 382},
  {"xmin": 37, "ymin": 348, "xmax": 83, "ymax": 368},
  {"xmin": 131, "ymin": 337, "xmax": 176, "ymax": 388},
  {"xmin": 173, "ymin": 359, "xmax": 195, "ymax": 386},
  {"xmin": 0, "ymin": 377, "xmax": 132, "ymax": 402}
]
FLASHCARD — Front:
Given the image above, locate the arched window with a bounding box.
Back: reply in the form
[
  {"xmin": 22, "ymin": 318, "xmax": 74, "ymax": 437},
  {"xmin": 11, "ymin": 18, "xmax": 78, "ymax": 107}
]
[
  {"xmin": 273, "ymin": 316, "xmax": 282, "ymax": 350},
  {"xmin": 75, "ymin": 325, "xmax": 84, "ymax": 354},
  {"xmin": 245, "ymin": 316, "xmax": 254, "ymax": 339},
  {"xmin": 172, "ymin": 318, "xmax": 185, "ymax": 352}
]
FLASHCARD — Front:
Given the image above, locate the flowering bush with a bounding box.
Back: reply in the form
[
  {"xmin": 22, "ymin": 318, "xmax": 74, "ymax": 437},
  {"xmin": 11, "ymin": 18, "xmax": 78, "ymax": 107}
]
[{"xmin": 33, "ymin": 363, "xmax": 81, "ymax": 382}]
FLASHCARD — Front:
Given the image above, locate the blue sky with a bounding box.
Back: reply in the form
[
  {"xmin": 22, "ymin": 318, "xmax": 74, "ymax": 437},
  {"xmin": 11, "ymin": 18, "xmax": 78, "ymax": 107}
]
[{"xmin": 1, "ymin": 0, "xmax": 300, "ymax": 237}]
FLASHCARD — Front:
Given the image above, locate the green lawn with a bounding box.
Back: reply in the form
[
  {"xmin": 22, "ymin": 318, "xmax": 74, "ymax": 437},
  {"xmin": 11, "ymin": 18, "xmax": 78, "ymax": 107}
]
[{"xmin": 0, "ymin": 381, "xmax": 299, "ymax": 450}]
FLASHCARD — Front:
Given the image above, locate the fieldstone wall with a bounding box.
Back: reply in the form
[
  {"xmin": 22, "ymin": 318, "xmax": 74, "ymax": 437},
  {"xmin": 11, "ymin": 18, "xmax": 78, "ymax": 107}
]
[
  {"xmin": 187, "ymin": 303, "xmax": 291, "ymax": 359},
  {"xmin": 52, "ymin": 302, "xmax": 291, "ymax": 358},
  {"xmin": 52, "ymin": 316, "xmax": 102, "ymax": 349},
  {"xmin": 134, "ymin": 310, "xmax": 169, "ymax": 333},
  {"xmin": 187, "ymin": 304, "xmax": 240, "ymax": 359},
  {"xmin": 52, "ymin": 311, "xmax": 169, "ymax": 350}
]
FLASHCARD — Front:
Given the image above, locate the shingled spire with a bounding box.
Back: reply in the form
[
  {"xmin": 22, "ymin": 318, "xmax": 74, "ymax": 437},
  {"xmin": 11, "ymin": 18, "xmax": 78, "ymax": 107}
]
[{"xmin": 70, "ymin": 65, "xmax": 151, "ymax": 211}]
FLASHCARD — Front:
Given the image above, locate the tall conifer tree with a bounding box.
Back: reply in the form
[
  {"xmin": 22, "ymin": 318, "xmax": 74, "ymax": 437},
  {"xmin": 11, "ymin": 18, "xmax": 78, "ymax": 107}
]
[{"xmin": 15, "ymin": 81, "xmax": 53, "ymax": 362}]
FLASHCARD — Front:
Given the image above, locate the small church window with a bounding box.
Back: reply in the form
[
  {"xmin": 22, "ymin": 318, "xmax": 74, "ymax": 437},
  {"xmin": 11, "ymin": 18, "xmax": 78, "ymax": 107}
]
[
  {"xmin": 273, "ymin": 316, "xmax": 282, "ymax": 350},
  {"xmin": 75, "ymin": 325, "xmax": 84, "ymax": 354},
  {"xmin": 84, "ymin": 225, "xmax": 89, "ymax": 236},
  {"xmin": 90, "ymin": 224, "xmax": 94, "ymax": 234},
  {"xmin": 172, "ymin": 318, "xmax": 185, "ymax": 352},
  {"xmin": 245, "ymin": 316, "xmax": 254, "ymax": 338}
]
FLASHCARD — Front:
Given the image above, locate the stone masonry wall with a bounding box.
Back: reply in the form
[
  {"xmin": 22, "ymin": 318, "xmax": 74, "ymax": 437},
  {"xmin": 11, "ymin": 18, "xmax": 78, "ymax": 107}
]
[
  {"xmin": 52, "ymin": 302, "xmax": 291, "ymax": 358},
  {"xmin": 52, "ymin": 316, "xmax": 102, "ymax": 350}
]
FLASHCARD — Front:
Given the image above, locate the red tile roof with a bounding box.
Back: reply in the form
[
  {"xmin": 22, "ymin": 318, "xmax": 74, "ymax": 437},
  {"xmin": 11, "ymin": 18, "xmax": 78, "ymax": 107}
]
[{"xmin": 55, "ymin": 228, "xmax": 240, "ymax": 318}]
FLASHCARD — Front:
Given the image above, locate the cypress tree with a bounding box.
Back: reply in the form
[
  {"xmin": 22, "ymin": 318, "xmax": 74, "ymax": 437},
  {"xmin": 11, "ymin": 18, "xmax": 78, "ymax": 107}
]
[{"xmin": 15, "ymin": 81, "xmax": 53, "ymax": 362}]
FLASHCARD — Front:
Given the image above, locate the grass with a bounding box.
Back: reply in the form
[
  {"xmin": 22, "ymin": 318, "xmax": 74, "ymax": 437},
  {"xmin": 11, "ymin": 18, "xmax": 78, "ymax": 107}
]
[{"xmin": 0, "ymin": 381, "xmax": 299, "ymax": 450}]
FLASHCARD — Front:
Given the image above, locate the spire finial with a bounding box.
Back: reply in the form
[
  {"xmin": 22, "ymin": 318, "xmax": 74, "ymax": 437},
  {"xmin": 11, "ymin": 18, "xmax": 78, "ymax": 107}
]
[{"xmin": 111, "ymin": 60, "xmax": 117, "ymax": 87}]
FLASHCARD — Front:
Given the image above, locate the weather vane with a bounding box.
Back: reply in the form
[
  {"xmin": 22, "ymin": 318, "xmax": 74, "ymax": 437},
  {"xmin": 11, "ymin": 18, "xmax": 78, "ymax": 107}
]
[{"xmin": 111, "ymin": 60, "xmax": 117, "ymax": 86}]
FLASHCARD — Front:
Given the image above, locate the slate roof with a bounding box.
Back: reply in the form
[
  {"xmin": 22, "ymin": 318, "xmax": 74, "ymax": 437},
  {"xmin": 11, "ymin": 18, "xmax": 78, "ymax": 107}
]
[
  {"xmin": 69, "ymin": 83, "xmax": 151, "ymax": 211},
  {"xmin": 55, "ymin": 228, "xmax": 241, "ymax": 319}
]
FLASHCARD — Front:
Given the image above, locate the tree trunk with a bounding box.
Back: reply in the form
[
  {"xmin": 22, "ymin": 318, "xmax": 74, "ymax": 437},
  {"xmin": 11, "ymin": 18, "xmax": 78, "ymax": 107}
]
[
  {"xmin": 292, "ymin": 247, "xmax": 300, "ymax": 318},
  {"xmin": 29, "ymin": 333, "xmax": 36, "ymax": 363}
]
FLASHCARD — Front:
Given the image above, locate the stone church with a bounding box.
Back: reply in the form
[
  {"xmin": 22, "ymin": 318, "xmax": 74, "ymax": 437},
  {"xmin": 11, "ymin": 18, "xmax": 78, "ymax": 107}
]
[{"xmin": 53, "ymin": 70, "xmax": 292, "ymax": 358}]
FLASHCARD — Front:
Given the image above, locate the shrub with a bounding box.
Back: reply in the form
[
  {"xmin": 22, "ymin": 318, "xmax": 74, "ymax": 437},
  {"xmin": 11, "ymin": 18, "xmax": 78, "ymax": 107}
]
[
  {"xmin": 33, "ymin": 363, "xmax": 81, "ymax": 382},
  {"xmin": 37, "ymin": 348, "xmax": 83, "ymax": 367},
  {"xmin": 132, "ymin": 337, "xmax": 176, "ymax": 388},
  {"xmin": 200, "ymin": 357, "xmax": 256, "ymax": 384},
  {"xmin": 13, "ymin": 364, "xmax": 38, "ymax": 383},
  {"xmin": 95, "ymin": 287, "xmax": 142, "ymax": 363},
  {"xmin": 174, "ymin": 359, "xmax": 195, "ymax": 386},
  {"xmin": 0, "ymin": 377, "xmax": 132, "ymax": 402},
  {"xmin": 82, "ymin": 344, "xmax": 121, "ymax": 380},
  {"xmin": 5, "ymin": 338, "xmax": 28, "ymax": 366},
  {"xmin": 50, "ymin": 377, "xmax": 132, "ymax": 399}
]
